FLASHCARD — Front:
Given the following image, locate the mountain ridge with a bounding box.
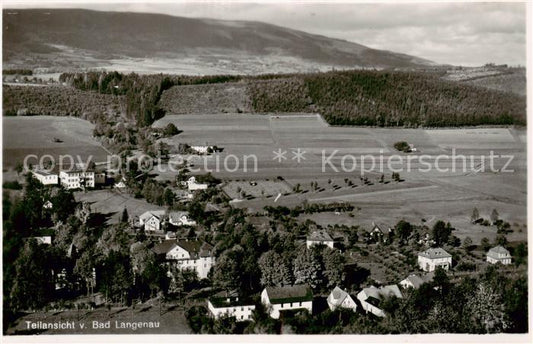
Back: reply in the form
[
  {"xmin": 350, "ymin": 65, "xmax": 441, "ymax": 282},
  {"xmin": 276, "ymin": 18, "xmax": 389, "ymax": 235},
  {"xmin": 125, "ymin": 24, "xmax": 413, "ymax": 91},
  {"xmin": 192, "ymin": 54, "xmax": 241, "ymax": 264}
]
[{"xmin": 3, "ymin": 8, "xmax": 436, "ymax": 74}]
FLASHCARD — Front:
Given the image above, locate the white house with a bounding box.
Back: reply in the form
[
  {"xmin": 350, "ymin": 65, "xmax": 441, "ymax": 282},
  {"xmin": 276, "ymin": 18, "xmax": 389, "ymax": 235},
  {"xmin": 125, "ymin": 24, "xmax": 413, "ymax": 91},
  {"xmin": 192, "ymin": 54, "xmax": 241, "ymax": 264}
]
[
  {"xmin": 32, "ymin": 170, "xmax": 58, "ymax": 185},
  {"xmin": 357, "ymin": 285, "xmax": 403, "ymax": 318},
  {"xmin": 260, "ymin": 284, "xmax": 313, "ymax": 319},
  {"xmin": 326, "ymin": 286, "xmax": 357, "ymax": 312},
  {"xmin": 43, "ymin": 200, "xmax": 53, "ymax": 209},
  {"xmin": 186, "ymin": 176, "xmax": 208, "ymax": 191},
  {"xmin": 486, "ymin": 246, "xmax": 512, "ymax": 265},
  {"xmin": 153, "ymin": 239, "xmax": 215, "ymax": 279},
  {"xmin": 306, "ymin": 230, "xmax": 334, "ymax": 249},
  {"xmin": 32, "ymin": 236, "xmax": 52, "ymax": 245},
  {"xmin": 191, "ymin": 145, "xmax": 214, "ymax": 154},
  {"xmin": 139, "ymin": 210, "xmax": 167, "ymax": 232},
  {"xmin": 399, "ymin": 274, "xmax": 426, "ymax": 289},
  {"xmin": 418, "ymin": 247, "xmax": 452, "ymax": 272},
  {"xmin": 169, "ymin": 211, "xmax": 196, "ymax": 227},
  {"xmin": 59, "ymin": 166, "xmax": 95, "ymax": 189},
  {"xmin": 207, "ymin": 291, "xmax": 256, "ymax": 322}
]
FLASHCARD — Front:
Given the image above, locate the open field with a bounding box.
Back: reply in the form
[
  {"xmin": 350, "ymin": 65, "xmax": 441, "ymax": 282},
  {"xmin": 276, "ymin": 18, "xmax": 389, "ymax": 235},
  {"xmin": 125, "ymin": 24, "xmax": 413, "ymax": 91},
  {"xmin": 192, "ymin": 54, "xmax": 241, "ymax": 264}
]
[
  {"xmin": 153, "ymin": 113, "xmax": 526, "ymax": 243},
  {"xmin": 74, "ymin": 189, "xmax": 165, "ymax": 225},
  {"xmin": 3, "ymin": 116, "xmax": 110, "ymax": 169}
]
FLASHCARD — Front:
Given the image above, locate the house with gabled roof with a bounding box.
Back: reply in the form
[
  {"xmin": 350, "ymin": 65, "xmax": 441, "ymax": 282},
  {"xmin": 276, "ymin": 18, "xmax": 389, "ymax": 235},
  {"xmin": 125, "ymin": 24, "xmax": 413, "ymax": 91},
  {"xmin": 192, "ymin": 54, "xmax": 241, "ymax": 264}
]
[
  {"xmin": 418, "ymin": 247, "xmax": 452, "ymax": 272},
  {"xmin": 169, "ymin": 211, "xmax": 196, "ymax": 227},
  {"xmin": 369, "ymin": 222, "xmax": 393, "ymax": 243},
  {"xmin": 357, "ymin": 284, "xmax": 403, "ymax": 318},
  {"xmin": 486, "ymin": 246, "xmax": 512, "ymax": 265},
  {"xmin": 261, "ymin": 284, "xmax": 313, "ymax": 319},
  {"xmin": 306, "ymin": 230, "xmax": 334, "ymax": 249},
  {"xmin": 153, "ymin": 239, "xmax": 215, "ymax": 279},
  {"xmin": 326, "ymin": 286, "xmax": 357, "ymax": 312},
  {"xmin": 207, "ymin": 291, "xmax": 256, "ymax": 322},
  {"xmin": 399, "ymin": 274, "xmax": 426, "ymax": 289},
  {"xmin": 139, "ymin": 210, "xmax": 166, "ymax": 232}
]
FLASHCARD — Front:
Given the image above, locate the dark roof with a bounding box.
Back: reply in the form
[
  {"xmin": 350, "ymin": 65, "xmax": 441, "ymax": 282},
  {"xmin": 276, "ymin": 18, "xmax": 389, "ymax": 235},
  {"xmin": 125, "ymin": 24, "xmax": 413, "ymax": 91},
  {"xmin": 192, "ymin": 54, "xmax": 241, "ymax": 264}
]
[
  {"xmin": 176, "ymin": 240, "xmax": 214, "ymax": 258},
  {"xmin": 209, "ymin": 291, "xmax": 255, "ymax": 308},
  {"xmin": 265, "ymin": 284, "xmax": 313, "ymax": 304},
  {"xmin": 418, "ymin": 247, "xmax": 452, "ymax": 259},
  {"xmin": 307, "ymin": 230, "xmax": 333, "ymax": 242},
  {"xmin": 152, "ymin": 240, "xmax": 177, "ymax": 255}
]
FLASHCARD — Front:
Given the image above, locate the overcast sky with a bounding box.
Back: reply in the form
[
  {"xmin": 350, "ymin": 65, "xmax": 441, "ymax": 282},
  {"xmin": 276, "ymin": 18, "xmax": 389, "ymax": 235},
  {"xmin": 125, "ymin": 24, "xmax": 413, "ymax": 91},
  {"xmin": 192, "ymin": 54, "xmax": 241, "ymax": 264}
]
[{"xmin": 4, "ymin": 1, "xmax": 528, "ymax": 66}]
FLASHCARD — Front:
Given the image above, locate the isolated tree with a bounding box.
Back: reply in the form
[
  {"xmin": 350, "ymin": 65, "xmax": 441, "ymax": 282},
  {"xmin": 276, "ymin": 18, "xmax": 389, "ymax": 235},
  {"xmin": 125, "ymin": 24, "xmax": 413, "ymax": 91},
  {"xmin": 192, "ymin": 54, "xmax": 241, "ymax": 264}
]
[
  {"xmin": 480, "ymin": 237, "xmax": 491, "ymax": 252},
  {"xmin": 212, "ymin": 248, "xmax": 243, "ymax": 292},
  {"xmin": 432, "ymin": 221, "xmax": 452, "ymax": 246},
  {"xmin": 395, "ymin": 220, "xmax": 412, "ymax": 242},
  {"xmin": 121, "ymin": 207, "xmax": 129, "ymax": 223},
  {"xmin": 15, "ymin": 161, "xmax": 24, "ymax": 176},
  {"xmin": 462, "ymin": 236, "xmax": 473, "ymax": 250},
  {"xmin": 494, "ymin": 235, "xmax": 508, "ymax": 247},
  {"xmin": 490, "ymin": 209, "xmax": 499, "ymax": 225},
  {"xmin": 471, "ymin": 207, "xmax": 480, "ymax": 223}
]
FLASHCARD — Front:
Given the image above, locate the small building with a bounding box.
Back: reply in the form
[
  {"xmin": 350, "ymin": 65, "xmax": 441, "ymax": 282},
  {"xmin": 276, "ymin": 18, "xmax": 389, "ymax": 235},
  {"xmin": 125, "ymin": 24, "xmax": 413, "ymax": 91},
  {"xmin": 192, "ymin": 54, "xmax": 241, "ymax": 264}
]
[
  {"xmin": 191, "ymin": 145, "xmax": 214, "ymax": 154},
  {"xmin": 139, "ymin": 210, "xmax": 167, "ymax": 232},
  {"xmin": 43, "ymin": 200, "xmax": 53, "ymax": 209},
  {"xmin": 95, "ymin": 172, "xmax": 106, "ymax": 185},
  {"xmin": 260, "ymin": 284, "xmax": 313, "ymax": 319},
  {"xmin": 153, "ymin": 239, "xmax": 215, "ymax": 279},
  {"xmin": 399, "ymin": 274, "xmax": 426, "ymax": 289},
  {"xmin": 306, "ymin": 230, "xmax": 334, "ymax": 249},
  {"xmin": 32, "ymin": 170, "xmax": 59, "ymax": 185},
  {"xmin": 186, "ymin": 176, "xmax": 208, "ymax": 191},
  {"xmin": 357, "ymin": 285, "xmax": 403, "ymax": 318},
  {"xmin": 326, "ymin": 286, "xmax": 357, "ymax": 312},
  {"xmin": 33, "ymin": 236, "xmax": 52, "ymax": 245},
  {"xmin": 169, "ymin": 211, "xmax": 196, "ymax": 227},
  {"xmin": 418, "ymin": 247, "xmax": 452, "ymax": 272},
  {"xmin": 369, "ymin": 222, "xmax": 393, "ymax": 243},
  {"xmin": 207, "ymin": 291, "xmax": 256, "ymax": 322},
  {"xmin": 486, "ymin": 246, "xmax": 512, "ymax": 265}
]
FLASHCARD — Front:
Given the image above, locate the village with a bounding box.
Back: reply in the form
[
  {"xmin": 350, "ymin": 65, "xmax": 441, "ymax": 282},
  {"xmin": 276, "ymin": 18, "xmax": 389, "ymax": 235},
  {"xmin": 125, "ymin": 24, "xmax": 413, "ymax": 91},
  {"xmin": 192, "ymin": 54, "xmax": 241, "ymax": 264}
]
[{"xmin": 2, "ymin": 141, "xmax": 526, "ymax": 335}]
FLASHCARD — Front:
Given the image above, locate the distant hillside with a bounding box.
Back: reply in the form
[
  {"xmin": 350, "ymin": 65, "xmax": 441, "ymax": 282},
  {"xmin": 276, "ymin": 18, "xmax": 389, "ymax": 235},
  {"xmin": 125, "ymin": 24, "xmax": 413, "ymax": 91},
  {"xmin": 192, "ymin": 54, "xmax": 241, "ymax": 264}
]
[{"xmin": 3, "ymin": 9, "xmax": 435, "ymax": 73}]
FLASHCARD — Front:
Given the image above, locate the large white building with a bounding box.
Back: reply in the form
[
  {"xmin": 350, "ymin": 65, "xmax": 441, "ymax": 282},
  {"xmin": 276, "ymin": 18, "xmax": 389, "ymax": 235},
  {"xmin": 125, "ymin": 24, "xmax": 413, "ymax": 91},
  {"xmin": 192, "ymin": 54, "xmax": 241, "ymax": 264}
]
[
  {"xmin": 59, "ymin": 167, "xmax": 95, "ymax": 189},
  {"xmin": 185, "ymin": 176, "xmax": 208, "ymax": 191},
  {"xmin": 326, "ymin": 286, "xmax": 357, "ymax": 312},
  {"xmin": 306, "ymin": 230, "xmax": 334, "ymax": 249},
  {"xmin": 486, "ymin": 246, "xmax": 512, "ymax": 265},
  {"xmin": 261, "ymin": 284, "xmax": 313, "ymax": 319},
  {"xmin": 418, "ymin": 247, "xmax": 453, "ymax": 272},
  {"xmin": 154, "ymin": 239, "xmax": 215, "ymax": 279},
  {"xmin": 207, "ymin": 292, "xmax": 256, "ymax": 322},
  {"xmin": 32, "ymin": 170, "xmax": 59, "ymax": 185}
]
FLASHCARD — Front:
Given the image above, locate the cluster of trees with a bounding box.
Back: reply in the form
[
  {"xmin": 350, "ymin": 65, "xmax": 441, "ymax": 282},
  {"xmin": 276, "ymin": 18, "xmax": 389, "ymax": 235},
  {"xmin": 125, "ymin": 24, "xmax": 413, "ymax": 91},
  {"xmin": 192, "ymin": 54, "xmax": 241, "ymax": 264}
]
[
  {"xmin": 248, "ymin": 70, "xmax": 526, "ymax": 127},
  {"xmin": 264, "ymin": 202, "xmax": 354, "ymax": 219},
  {"xmin": 393, "ymin": 141, "xmax": 412, "ymax": 153},
  {"xmin": 3, "ymin": 69, "xmax": 33, "ymax": 75}
]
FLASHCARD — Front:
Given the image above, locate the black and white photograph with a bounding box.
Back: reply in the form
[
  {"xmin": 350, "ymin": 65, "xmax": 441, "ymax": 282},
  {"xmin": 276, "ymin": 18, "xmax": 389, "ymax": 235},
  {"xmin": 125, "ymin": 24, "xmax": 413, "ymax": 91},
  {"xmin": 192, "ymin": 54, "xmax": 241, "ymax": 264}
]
[{"xmin": 1, "ymin": 0, "xmax": 530, "ymax": 342}]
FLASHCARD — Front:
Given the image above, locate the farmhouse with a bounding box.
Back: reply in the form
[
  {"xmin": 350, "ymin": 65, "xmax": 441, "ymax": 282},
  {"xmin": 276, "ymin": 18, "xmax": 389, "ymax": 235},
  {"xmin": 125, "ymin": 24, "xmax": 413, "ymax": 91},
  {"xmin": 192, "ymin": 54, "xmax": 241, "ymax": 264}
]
[
  {"xmin": 191, "ymin": 145, "xmax": 214, "ymax": 154},
  {"xmin": 59, "ymin": 166, "xmax": 95, "ymax": 189},
  {"xmin": 369, "ymin": 222, "xmax": 393, "ymax": 243},
  {"xmin": 306, "ymin": 230, "xmax": 334, "ymax": 249},
  {"xmin": 139, "ymin": 210, "xmax": 167, "ymax": 232},
  {"xmin": 186, "ymin": 176, "xmax": 208, "ymax": 191},
  {"xmin": 357, "ymin": 285, "xmax": 403, "ymax": 318},
  {"xmin": 261, "ymin": 284, "xmax": 313, "ymax": 319},
  {"xmin": 153, "ymin": 239, "xmax": 215, "ymax": 279},
  {"xmin": 399, "ymin": 274, "xmax": 426, "ymax": 289},
  {"xmin": 207, "ymin": 291, "xmax": 256, "ymax": 322},
  {"xmin": 169, "ymin": 211, "xmax": 196, "ymax": 227},
  {"xmin": 418, "ymin": 247, "xmax": 452, "ymax": 272},
  {"xmin": 326, "ymin": 286, "xmax": 357, "ymax": 312},
  {"xmin": 32, "ymin": 170, "xmax": 58, "ymax": 185},
  {"xmin": 486, "ymin": 246, "xmax": 512, "ymax": 265}
]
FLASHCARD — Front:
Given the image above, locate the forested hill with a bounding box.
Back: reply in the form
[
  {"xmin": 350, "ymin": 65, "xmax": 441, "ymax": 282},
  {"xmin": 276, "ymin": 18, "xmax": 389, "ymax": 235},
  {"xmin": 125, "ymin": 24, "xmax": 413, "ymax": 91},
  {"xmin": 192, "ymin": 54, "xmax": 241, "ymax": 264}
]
[
  {"xmin": 49, "ymin": 69, "xmax": 526, "ymax": 128},
  {"xmin": 3, "ymin": 9, "xmax": 434, "ymax": 72}
]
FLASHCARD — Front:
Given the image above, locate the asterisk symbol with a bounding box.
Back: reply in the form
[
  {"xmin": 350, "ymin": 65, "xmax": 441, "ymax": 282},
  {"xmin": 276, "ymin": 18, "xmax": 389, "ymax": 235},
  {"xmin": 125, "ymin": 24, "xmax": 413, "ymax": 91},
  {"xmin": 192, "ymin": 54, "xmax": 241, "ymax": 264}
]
[
  {"xmin": 291, "ymin": 148, "xmax": 307, "ymax": 163},
  {"xmin": 272, "ymin": 148, "xmax": 287, "ymax": 163}
]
